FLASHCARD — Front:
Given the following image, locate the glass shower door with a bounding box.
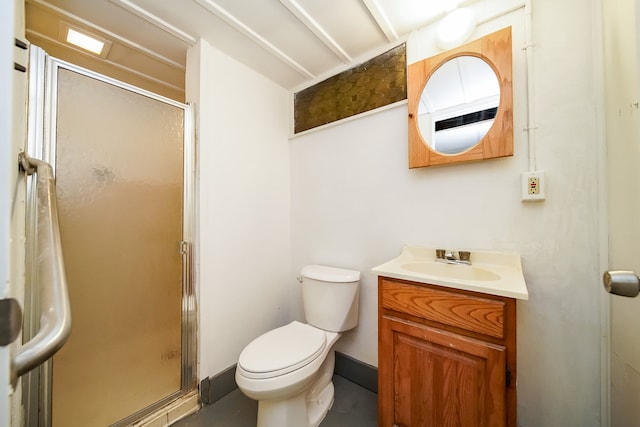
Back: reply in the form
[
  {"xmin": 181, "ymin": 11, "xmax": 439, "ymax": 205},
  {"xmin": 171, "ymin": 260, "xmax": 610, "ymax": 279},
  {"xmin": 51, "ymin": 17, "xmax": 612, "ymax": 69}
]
[{"xmin": 50, "ymin": 67, "xmax": 187, "ymax": 426}]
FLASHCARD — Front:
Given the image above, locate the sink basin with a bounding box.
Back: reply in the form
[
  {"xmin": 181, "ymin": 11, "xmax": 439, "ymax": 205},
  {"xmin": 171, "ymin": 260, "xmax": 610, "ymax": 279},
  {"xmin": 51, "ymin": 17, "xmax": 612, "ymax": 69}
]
[
  {"xmin": 371, "ymin": 246, "xmax": 528, "ymax": 300},
  {"xmin": 400, "ymin": 262, "xmax": 501, "ymax": 282}
]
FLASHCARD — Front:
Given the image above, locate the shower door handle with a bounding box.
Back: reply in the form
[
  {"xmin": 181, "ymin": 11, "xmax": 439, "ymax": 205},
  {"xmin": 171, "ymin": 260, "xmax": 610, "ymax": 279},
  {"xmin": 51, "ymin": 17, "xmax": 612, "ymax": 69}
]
[{"xmin": 12, "ymin": 153, "xmax": 72, "ymax": 384}]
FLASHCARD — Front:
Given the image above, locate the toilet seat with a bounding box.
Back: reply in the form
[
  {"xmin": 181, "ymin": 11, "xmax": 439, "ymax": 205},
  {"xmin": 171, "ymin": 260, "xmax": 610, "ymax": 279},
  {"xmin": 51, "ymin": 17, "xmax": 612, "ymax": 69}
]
[{"xmin": 238, "ymin": 321, "xmax": 326, "ymax": 380}]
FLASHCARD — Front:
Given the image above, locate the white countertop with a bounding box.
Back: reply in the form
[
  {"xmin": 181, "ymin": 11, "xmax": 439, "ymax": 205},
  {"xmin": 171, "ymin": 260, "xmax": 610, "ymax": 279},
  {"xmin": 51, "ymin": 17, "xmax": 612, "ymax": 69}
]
[{"xmin": 371, "ymin": 246, "xmax": 529, "ymax": 300}]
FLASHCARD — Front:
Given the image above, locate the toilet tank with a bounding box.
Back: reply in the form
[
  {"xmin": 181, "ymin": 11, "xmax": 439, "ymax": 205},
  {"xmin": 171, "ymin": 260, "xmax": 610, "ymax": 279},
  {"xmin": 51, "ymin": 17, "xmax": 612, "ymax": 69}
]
[{"xmin": 301, "ymin": 265, "xmax": 360, "ymax": 333}]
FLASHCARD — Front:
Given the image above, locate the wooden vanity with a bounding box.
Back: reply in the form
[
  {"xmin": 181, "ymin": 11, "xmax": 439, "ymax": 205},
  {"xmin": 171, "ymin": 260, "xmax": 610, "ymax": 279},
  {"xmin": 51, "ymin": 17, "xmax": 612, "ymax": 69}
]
[{"xmin": 378, "ymin": 276, "xmax": 517, "ymax": 427}]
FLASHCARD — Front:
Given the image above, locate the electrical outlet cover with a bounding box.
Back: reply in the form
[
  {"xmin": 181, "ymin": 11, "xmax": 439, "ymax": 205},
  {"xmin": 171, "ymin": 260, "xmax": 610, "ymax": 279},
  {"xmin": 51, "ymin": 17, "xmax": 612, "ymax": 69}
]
[{"xmin": 521, "ymin": 171, "xmax": 545, "ymax": 201}]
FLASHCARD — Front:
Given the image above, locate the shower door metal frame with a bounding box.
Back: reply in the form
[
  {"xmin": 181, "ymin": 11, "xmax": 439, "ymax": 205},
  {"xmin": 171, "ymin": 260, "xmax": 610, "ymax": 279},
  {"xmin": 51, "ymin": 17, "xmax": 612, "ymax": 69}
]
[{"xmin": 22, "ymin": 46, "xmax": 197, "ymax": 427}]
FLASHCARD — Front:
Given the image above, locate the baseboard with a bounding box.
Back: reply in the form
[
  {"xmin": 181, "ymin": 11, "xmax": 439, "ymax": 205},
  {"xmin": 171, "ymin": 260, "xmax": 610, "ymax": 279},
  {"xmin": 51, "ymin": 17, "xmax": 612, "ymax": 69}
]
[
  {"xmin": 200, "ymin": 364, "xmax": 238, "ymax": 405},
  {"xmin": 200, "ymin": 352, "xmax": 379, "ymax": 407},
  {"xmin": 335, "ymin": 351, "xmax": 378, "ymax": 393}
]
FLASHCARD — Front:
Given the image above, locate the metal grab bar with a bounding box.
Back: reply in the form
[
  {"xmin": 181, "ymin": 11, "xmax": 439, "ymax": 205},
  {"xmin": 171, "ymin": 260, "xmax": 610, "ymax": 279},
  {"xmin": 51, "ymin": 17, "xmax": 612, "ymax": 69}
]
[{"xmin": 15, "ymin": 153, "xmax": 71, "ymax": 377}]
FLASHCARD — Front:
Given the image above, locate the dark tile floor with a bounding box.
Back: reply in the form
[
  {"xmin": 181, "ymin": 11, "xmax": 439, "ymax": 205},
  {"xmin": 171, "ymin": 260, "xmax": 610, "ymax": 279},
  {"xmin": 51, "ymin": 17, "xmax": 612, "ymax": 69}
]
[{"xmin": 171, "ymin": 375, "xmax": 378, "ymax": 427}]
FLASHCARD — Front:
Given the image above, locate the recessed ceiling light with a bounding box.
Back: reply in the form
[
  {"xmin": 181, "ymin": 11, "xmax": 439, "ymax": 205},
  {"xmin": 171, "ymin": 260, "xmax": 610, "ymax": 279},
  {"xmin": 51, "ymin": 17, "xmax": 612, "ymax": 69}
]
[
  {"xmin": 66, "ymin": 28, "xmax": 105, "ymax": 55},
  {"xmin": 58, "ymin": 23, "xmax": 112, "ymax": 58}
]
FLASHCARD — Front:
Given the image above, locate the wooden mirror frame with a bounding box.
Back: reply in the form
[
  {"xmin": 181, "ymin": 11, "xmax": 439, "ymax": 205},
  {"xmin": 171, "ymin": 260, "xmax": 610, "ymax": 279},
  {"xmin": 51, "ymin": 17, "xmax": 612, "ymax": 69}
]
[{"xmin": 408, "ymin": 27, "xmax": 513, "ymax": 168}]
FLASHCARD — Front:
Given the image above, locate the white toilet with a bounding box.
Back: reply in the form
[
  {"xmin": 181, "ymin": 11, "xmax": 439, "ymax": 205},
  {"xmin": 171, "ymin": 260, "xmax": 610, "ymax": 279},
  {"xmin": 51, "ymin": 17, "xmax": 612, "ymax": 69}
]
[{"xmin": 235, "ymin": 265, "xmax": 360, "ymax": 427}]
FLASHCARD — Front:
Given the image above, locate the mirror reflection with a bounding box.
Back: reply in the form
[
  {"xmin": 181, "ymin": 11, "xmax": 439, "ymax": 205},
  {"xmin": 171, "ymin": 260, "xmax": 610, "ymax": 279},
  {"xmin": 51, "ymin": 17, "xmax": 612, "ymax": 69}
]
[{"xmin": 417, "ymin": 56, "xmax": 500, "ymax": 155}]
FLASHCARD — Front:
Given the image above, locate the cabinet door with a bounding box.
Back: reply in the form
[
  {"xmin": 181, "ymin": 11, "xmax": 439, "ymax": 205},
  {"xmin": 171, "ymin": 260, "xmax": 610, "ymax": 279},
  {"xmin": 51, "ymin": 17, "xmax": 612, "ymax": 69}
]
[{"xmin": 379, "ymin": 316, "xmax": 506, "ymax": 427}]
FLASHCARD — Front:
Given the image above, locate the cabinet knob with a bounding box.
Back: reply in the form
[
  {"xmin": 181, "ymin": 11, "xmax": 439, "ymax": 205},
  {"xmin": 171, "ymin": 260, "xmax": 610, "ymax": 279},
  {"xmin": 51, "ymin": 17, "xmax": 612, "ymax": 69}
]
[{"xmin": 603, "ymin": 270, "xmax": 640, "ymax": 297}]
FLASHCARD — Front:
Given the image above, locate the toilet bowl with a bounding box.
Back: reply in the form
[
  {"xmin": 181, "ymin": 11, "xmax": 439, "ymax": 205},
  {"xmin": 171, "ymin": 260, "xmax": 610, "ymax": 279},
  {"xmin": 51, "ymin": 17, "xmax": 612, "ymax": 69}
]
[
  {"xmin": 235, "ymin": 265, "xmax": 360, "ymax": 427},
  {"xmin": 236, "ymin": 321, "xmax": 340, "ymax": 426}
]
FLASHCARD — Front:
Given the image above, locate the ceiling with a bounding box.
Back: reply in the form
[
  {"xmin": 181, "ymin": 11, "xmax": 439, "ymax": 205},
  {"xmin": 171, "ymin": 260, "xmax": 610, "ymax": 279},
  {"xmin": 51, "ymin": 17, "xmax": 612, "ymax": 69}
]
[{"xmin": 25, "ymin": 0, "xmax": 465, "ymax": 101}]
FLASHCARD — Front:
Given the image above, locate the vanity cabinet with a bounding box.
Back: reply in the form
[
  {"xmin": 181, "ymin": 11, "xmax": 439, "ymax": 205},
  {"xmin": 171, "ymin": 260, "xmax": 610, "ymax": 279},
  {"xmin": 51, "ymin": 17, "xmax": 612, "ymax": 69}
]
[{"xmin": 378, "ymin": 276, "xmax": 517, "ymax": 427}]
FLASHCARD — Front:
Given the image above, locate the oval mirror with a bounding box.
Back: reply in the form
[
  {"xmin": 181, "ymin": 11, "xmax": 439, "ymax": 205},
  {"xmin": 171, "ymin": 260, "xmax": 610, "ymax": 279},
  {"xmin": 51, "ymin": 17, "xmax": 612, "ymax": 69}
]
[{"xmin": 417, "ymin": 56, "xmax": 500, "ymax": 155}]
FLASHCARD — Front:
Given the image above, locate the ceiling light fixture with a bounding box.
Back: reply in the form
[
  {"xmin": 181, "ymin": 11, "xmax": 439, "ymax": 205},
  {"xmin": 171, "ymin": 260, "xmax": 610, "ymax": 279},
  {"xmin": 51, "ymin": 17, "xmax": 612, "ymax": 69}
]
[
  {"xmin": 66, "ymin": 28, "xmax": 105, "ymax": 55},
  {"xmin": 67, "ymin": 28, "xmax": 104, "ymax": 55},
  {"xmin": 58, "ymin": 23, "xmax": 112, "ymax": 58},
  {"xmin": 436, "ymin": 8, "xmax": 477, "ymax": 50}
]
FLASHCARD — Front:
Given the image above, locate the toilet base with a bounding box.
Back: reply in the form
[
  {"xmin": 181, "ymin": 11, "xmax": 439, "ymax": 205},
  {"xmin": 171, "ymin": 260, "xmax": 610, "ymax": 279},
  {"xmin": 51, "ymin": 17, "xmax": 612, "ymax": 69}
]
[
  {"xmin": 256, "ymin": 380, "xmax": 335, "ymax": 427},
  {"xmin": 307, "ymin": 381, "xmax": 334, "ymax": 427}
]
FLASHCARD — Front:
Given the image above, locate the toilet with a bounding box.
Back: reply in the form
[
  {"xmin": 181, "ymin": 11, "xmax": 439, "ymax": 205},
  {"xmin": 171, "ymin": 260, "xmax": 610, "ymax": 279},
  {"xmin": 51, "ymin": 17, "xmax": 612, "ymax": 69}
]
[{"xmin": 235, "ymin": 265, "xmax": 360, "ymax": 427}]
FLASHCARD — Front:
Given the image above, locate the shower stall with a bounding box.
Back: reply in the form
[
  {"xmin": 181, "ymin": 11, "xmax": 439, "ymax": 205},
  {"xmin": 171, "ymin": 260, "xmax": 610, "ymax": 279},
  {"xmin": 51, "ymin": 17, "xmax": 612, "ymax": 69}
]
[{"xmin": 22, "ymin": 46, "xmax": 197, "ymax": 426}]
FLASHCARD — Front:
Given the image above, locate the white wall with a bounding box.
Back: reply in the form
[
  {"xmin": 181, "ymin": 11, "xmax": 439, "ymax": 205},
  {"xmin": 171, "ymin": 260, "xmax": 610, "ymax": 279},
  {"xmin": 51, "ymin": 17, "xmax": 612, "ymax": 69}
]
[
  {"xmin": 186, "ymin": 40, "xmax": 292, "ymax": 378},
  {"xmin": 290, "ymin": 1, "xmax": 603, "ymax": 426},
  {"xmin": 186, "ymin": 1, "xmax": 605, "ymax": 425}
]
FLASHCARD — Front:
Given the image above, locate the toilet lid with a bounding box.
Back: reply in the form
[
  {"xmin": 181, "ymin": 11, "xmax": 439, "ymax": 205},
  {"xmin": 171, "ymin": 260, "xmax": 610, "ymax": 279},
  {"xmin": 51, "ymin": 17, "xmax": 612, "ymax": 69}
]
[{"xmin": 238, "ymin": 321, "xmax": 326, "ymax": 379}]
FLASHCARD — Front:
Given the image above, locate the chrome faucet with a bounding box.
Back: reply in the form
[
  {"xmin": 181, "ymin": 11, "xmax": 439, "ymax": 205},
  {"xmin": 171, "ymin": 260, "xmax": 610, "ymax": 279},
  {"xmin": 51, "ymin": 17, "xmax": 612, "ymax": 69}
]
[{"xmin": 435, "ymin": 249, "xmax": 472, "ymax": 265}]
